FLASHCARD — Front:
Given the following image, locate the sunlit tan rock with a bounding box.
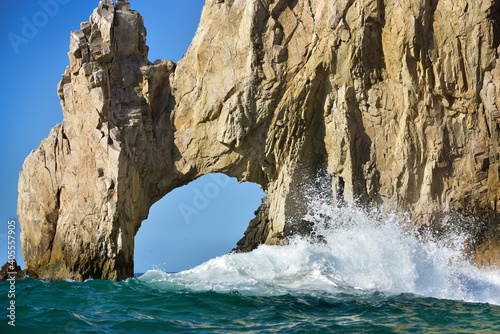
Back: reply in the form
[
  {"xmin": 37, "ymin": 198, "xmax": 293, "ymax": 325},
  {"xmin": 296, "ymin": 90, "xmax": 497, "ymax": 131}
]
[{"xmin": 18, "ymin": 0, "xmax": 500, "ymax": 280}]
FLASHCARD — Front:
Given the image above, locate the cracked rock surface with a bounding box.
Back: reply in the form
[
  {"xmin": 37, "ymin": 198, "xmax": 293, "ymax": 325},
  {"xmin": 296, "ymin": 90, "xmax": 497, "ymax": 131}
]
[{"xmin": 18, "ymin": 0, "xmax": 500, "ymax": 280}]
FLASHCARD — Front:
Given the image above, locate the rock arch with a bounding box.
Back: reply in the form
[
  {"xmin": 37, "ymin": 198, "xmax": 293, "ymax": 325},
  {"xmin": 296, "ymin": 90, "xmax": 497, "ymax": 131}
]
[{"xmin": 18, "ymin": 0, "xmax": 500, "ymax": 280}]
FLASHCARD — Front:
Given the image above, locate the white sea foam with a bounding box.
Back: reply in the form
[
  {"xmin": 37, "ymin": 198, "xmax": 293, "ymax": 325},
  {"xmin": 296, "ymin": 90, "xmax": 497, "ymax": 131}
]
[{"xmin": 140, "ymin": 193, "xmax": 500, "ymax": 305}]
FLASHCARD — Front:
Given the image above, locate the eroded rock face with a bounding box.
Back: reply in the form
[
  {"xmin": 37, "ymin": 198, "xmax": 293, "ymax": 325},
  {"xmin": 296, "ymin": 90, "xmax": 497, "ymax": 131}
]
[{"xmin": 18, "ymin": 0, "xmax": 500, "ymax": 280}]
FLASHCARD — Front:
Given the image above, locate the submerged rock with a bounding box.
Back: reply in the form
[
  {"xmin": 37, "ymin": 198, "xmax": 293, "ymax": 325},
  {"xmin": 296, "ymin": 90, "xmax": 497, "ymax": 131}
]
[
  {"xmin": 0, "ymin": 260, "xmax": 24, "ymax": 282},
  {"xmin": 18, "ymin": 0, "xmax": 500, "ymax": 280}
]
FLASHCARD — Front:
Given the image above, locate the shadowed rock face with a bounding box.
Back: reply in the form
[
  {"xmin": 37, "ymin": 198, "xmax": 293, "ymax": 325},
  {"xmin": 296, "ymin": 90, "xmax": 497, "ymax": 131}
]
[{"xmin": 17, "ymin": 0, "xmax": 500, "ymax": 280}]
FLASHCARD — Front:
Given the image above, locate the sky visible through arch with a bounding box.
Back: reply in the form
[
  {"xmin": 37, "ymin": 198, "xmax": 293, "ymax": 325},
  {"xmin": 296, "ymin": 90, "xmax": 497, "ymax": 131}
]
[
  {"xmin": 0, "ymin": 0, "xmax": 265, "ymax": 273},
  {"xmin": 136, "ymin": 174, "xmax": 264, "ymax": 273}
]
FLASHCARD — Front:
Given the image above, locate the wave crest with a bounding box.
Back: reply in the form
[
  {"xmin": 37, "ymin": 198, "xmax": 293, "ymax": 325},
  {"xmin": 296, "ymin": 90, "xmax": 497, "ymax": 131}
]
[{"xmin": 140, "ymin": 196, "xmax": 500, "ymax": 305}]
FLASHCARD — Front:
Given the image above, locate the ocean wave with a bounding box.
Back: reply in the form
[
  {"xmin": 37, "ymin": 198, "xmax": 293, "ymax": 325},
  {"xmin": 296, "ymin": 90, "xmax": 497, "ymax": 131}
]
[{"xmin": 139, "ymin": 200, "xmax": 500, "ymax": 305}]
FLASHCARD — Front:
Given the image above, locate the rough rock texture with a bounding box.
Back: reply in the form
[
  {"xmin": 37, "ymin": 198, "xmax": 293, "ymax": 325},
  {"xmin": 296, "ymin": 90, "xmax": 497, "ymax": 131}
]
[
  {"xmin": 18, "ymin": 0, "xmax": 500, "ymax": 280},
  {"xmin": 0, "ymin": 260, "xmax": 23, "ymax": 282}
]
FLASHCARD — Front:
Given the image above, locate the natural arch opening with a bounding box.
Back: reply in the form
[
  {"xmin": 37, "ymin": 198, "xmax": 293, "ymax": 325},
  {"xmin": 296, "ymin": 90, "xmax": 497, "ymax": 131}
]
[{"xmin": 134, "ymin": 174, "xmax": 265, "ymax": 274}]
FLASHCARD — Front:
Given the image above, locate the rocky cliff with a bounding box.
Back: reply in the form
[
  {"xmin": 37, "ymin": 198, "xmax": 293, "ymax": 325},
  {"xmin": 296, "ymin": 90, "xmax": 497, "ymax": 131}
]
[{"xmin": 18, "ymin": 0, "xmax": 500, "ymax": 280}]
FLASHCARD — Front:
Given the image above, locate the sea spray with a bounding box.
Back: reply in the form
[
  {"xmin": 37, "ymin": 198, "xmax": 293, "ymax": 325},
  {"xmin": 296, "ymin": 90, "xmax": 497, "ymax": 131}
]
[
  {"xmin": 140, "ymin": 192, "xmax": 500, "ymax": 305},
  {"xmin": 3, "ymin": 201, "xmax": 500, "ymax": 334}
]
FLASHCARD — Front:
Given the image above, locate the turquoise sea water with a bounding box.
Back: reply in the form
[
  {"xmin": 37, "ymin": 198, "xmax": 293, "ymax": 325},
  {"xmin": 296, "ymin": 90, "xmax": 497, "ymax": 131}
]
[
  {"xmin": 2, "ymin": 203, "xmax": 500, "ymax": 333},
  {"xmin": 1, "ymin": 277, "xmax": 500, "ymax": 333}
]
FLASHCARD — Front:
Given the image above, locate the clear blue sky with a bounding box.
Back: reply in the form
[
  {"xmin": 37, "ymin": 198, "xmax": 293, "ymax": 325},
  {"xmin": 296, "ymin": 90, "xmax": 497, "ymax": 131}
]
[{"xmin": 0, "ymin": 0, "xmax": 264, "ymax": 274}]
